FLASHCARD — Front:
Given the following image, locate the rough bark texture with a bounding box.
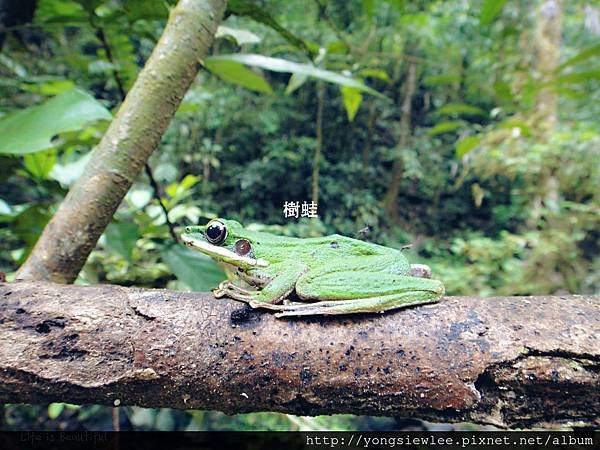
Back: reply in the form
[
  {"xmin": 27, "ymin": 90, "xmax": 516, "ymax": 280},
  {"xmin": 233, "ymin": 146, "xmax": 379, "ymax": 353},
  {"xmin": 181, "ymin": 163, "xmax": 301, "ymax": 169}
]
[
  {"xmin": 16, "ymin": 0, "xmax": 228, "ymax": 284},
  {"xmin": 1, "ymin": 281, "xmax": 598, "ymax": 429}
]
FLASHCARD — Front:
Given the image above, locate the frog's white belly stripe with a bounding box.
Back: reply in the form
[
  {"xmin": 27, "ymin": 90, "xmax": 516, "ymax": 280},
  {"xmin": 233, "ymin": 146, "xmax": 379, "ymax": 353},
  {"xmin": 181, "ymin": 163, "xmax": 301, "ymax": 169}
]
[{"xmin": 181, "ymin": 236, "xmax": 268, "ymax": 267}]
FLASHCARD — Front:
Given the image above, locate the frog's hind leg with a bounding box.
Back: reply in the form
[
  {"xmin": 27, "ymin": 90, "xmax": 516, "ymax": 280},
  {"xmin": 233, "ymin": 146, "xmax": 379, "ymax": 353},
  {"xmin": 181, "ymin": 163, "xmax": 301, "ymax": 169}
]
[
  {"xmin": 252, "ymin": 270, "xmax": 445, "ymax": 317},
  {"xmin": 251, "ymin": 291, "xmax": 439, "ymax": 317}
]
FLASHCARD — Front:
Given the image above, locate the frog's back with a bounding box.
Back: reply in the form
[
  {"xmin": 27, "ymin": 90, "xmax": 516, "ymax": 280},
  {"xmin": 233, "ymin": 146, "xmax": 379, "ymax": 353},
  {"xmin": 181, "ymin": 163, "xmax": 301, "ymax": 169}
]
[{"xmin": 296, "ymin": 233, "xmax": 400, "ymax": 257}]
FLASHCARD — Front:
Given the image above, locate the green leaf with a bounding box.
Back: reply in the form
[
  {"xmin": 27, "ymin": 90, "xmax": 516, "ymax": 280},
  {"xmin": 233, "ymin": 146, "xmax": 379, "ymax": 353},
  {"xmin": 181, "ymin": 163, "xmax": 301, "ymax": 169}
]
[
  {"xmin": 227, "ymin": 0, "xmax": 314, "ymax": 57},
  {"xmin": 216, "ymin": 26, "xmax": 261, "ymax": 45},
  {"xmin": 48, "ymin": 403, "xmax": 65, "ymax": 420},
  {"xmin": 455, "ymin": 135, "xmax": 482, "ymax": 158},
  {"xmin": 363, "ymin": 0, "xmax": 375, "ymax": 19},
  {"xmin": 341, "ymin": 86, "xmax": 363, "ymax": 121},
  {"xmin": 437, "ymin": 102, "xmax": 486, "ymax": 117},
  {"xmin": 0, "ymin": 88, "xmax": 112, "ymax": 155},
  {"xmin": 204, "ymin": 59, "xmax": 273, "ymax": 94},
  {"xmin": 553, "ymin": 70, "xmax": 600, "ymax": 84},
  {"xmin": 161, "ymin": 244, "xmax": 226, "ymax": 292},
  {"xmin": 122, "ymin": 0, "xmax": 169, "ymax": 22},
  {"xmin": 557, "ymin": 44, "xmax": 600, "ymax": 72},
  {"xmin": 23, "ymin": 149, "xmax": 57, "ymax": 180},
  {"xmin": 423, "ymin": 74, "xmax": 460, "ymax": 86},
  {"xmin": 480, "ymin": 0, "xmax": 508, "ymax": 26},
  {"xmin": 285, "ymin": 73, "xmax": 308, "ymax": 94},
  {"xmin": 358, "ymin": 68, "xmax": 391, "ymax": 83},
  {"xmin": 207, "ymin": 54, "xmax": 384, "ymax": 98},
  {"xmin": 35, "ymin": 0, "xmax": 87, "ymax": 24},
  {"xmin": 104, "ymin": 221, "xmax": 140, "ymax": 261},
  {"xmin": 428, "ymin": 120, "xmax": 464, "ymax": 136}
]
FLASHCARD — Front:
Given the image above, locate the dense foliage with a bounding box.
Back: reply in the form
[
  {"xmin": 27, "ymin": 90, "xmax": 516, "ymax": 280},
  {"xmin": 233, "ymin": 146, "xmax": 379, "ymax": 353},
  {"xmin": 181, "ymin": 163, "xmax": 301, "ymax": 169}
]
[{"xmin": 1, "ymin": 0, "xmax": 598, "ymax": 431}]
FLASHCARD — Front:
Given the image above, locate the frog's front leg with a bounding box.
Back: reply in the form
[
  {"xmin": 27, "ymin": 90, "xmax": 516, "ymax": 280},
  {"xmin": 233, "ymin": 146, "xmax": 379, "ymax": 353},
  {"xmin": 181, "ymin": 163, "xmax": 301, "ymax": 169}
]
[
  {"xmin": 216, "ymin": 261, "xmax": 307, "ymax": 305},
  {"xmin": 249, "ymin": 261, "xmax": 307, "ymax": 304}
]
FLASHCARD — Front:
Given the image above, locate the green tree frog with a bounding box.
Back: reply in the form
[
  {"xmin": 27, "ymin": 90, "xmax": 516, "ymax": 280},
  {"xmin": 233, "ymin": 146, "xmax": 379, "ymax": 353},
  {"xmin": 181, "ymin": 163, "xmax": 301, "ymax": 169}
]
[{"xmin": 181, "ymin": 219, "xmax": 444, "ymax": 318}]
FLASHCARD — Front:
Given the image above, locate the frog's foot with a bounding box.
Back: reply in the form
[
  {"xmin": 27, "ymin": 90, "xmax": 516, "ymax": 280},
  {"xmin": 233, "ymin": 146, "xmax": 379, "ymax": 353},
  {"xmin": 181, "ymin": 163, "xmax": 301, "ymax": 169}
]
[
  {"xmin": 213, "ymin": 280, "xmax": 256, "ymax": 302},
  {"xmin": 251, "ymin": 291, "xmax": 440, "ymax": 318}
]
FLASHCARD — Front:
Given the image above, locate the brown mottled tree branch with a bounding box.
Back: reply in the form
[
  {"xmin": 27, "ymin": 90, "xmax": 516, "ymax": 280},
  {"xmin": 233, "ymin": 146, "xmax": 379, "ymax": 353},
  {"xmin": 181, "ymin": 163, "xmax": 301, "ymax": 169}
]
[
  {"xmin": 16, "ymin": 0, "xmax": 228, "ymax": 283},
  {"xmin": 1, "ymin": 281, "xmax": 598, "ymax": 429}
]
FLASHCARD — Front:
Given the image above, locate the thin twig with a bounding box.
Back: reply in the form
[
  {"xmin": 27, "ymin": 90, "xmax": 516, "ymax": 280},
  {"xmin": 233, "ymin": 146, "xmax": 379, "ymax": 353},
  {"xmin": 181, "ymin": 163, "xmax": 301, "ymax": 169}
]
[{"xmin": 145, "ymin": 164, "xmax": 178, "ymax": 241}]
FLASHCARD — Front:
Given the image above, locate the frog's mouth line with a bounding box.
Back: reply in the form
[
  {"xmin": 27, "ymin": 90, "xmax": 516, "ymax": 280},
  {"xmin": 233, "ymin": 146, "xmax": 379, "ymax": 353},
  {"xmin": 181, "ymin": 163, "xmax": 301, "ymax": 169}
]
[{"xmin": 181, "ymin": 235, "xmax": 268, "ymax": 268}]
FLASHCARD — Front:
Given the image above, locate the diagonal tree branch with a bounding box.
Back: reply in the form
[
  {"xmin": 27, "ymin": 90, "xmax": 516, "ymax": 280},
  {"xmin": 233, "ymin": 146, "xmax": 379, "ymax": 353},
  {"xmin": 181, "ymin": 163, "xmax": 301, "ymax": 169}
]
[
  {"xmin": 1, "ymin": 281, "xmax": 598, "ymax": 429},
  {"xmin": 16, "ymin": 0, "xmax": 228, "ymax": 283}
]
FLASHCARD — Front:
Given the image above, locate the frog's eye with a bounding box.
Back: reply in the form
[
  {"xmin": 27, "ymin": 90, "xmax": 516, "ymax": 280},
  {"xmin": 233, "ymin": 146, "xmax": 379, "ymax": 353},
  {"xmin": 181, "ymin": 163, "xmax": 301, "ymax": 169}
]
[
  {"xmin": 185, "ymin": 226, "xmax": 192, "ymax": 233},
  {"xmin": 205, "ymin": 220, "xmax": 227, "ymax": 245}
]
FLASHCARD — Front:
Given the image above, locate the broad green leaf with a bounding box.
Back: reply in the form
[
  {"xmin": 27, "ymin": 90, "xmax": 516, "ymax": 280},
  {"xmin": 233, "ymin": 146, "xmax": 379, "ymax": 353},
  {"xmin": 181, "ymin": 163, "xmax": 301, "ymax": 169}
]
[
  {"xmin": 161, "ymin": 244, "xmax": 226, "ymax": 292},
  {"xmin": 437, "ymin": 102, "xmax": 486, "ymax": 117},
  {"xmin": 204, "ymin": 59, "xmax": 273, "ymax": 94},
  {"xmin": 480, "ymin": 0, "xmax": 507, "ymax": 26},
  {"xmin": 0, "ymin": 89, "xmax": 112, "ymax": 155},
  {"xmin": 553, "ymin": 70, "xmax": 600, "ymax": 84},
  {"xmin": 23, "ymin": 149, "xmax": 57, "ymax": 180},
  {"xmin": 227, "ymin": 0, "xmax": 314, "ymax": 57},
  {"xmin": 341, "ymin": 86, "xmax": 363, "ymax": 121},
  {"xmin": 216, "ymin": 26, "xmax": 261, "ymax": 45},
  {"xmin": 105, "ymin": 221, "xmax": 140, "ymax": 261},
  {"xmin": 455, "ymin": 135, "xmax": 482, "ymax": 158},
  {"xmin": 428, "ymin": 121, "xmax": 464, "ymax": 136},
  {"xmin": 48, "ymin": 403, "xmax": 65, "ymax": 420},
  {"xmin": 557, "ymin": 44, "xmax": 600, "ymax": 72},
  {"xmin": 207, "ymin": 54, "xmax": 384, "ymax": 98}
]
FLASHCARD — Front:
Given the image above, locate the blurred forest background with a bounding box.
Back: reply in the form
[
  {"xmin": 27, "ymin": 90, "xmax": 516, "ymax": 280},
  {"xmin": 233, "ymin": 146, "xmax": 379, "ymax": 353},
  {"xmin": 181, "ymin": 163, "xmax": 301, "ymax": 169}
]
[{"xmin": 1, "ymin": 0, "xmax": 598, "ymax": 431}]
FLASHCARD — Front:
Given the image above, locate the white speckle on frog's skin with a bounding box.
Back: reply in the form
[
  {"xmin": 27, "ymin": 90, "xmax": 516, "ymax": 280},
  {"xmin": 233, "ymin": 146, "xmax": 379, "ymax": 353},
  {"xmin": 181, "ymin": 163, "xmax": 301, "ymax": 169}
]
[
  {"xmin": 241, "ymin": 392, "xmax": 249, "ymax": 399},
  {"xmin": 113, "ymin": 399, "xmax": 121, "ymax": 406}
]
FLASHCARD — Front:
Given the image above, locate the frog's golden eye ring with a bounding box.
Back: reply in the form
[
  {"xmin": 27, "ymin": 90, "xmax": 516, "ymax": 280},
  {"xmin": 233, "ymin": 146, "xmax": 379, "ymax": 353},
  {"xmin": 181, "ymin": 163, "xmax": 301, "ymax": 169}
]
[{"xmin": 205, "ymin": 220, "xmax": 227, "ymax": 245}]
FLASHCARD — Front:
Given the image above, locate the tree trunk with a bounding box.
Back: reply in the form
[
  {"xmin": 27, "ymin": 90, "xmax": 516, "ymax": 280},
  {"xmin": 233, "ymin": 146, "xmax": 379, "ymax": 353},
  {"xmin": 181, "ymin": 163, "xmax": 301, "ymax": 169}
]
[
  {"xmin": 529, "ymin": 0, "xmax": 563, "ymax": 223},
  {"xmin": 16, "ymin": 0, "xmax": 228, "ymax": 284},
  {"xmin": 1, "ymin": 281, "xmax": 598, "ymax": 429},
  {"xmin": 534, "ymin": 0, "xmax": 563, "ymax": 133},
  {"xmin": 383, "ymin": 62, "xmax": 417, "ymax": 222}
]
